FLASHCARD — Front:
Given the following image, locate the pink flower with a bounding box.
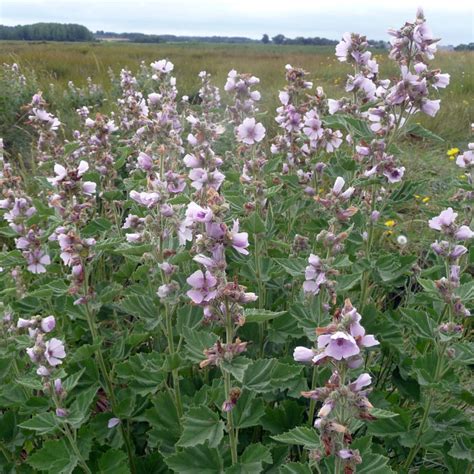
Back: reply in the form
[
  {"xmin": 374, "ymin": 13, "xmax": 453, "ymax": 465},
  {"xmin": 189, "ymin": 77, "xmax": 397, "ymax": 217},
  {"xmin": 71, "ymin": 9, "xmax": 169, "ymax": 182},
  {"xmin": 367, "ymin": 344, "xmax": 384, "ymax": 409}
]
[
  {"xmin": 183, "ymin": 153, "xmax": 201, "ymax": 168},
  {"xmin": 108, "ymin": 417, "xmax": 121, "ymax": 428},
  {"xmin": 17, "ymin": 318, "xmax": 33, "ymax": 329},
  {"xmin": 318, "ymin": 331, "xmax": 360, "ymax": 361},
  {"xmin": 428, "ymin": 208, "xmax": 457, "ymax": 231},
  {"xmin": 303, "ymin": 114, "xmax": 323, "ymax": 140},
  {"xmin": 328, "ymin": 99, "xmax": 341, "ymax": 114},
  {"xmin": 41, "ymin": 316, "xmax": 56, "ymax": 333},
  {"xmin": 455, "ymin": 225, "xmax": 474, "ymax": 241},
  {"xmin": 456, "ymin": 149, "xmax": 474, "ymax": 169},
  {"xmin": 421, "ymin": 99, "xmax": 440, "ymax": 117},
  {"xmin": 44, "ymin": 338, "xmax": 66, "ymax": 366},
  {"xmin": 47, "ymin": 164, "xmax": 67, "ymax": 186},
  {"xmin": 186, "ymin": 270, "xmax": 218, "ymax": 304},
  {"xmin": 335, "ymin": 32, "xmax": 352, "ymax": 62},
  {"xmin": 293, "ymin": 346, "xmax": 315, "ymax": 363},
  {"xmin": 137, "ymin": 152, "xmax": 153, "ymax": 171},
  {"xmin": 77, "ymin": 160, "xmax": 89, "ymax": 177},
  {"xmin": 349, "ymin": 373, "xmax": 372, "ymax": 392},
  {"xmin": 332, "ymin": 177, "xmax": 354, "ymax": 199},
  {"xmin": 237, "ymin": 118, "xmax": 266, "ymax": 145},
  {"xmin": 26, "ymin": 250, "xmax": 50, "ymax": 274},
  {"xmin": 130, "ymin": 191, "xmax": 161, "ymax": 208},
  {"xmin": 82, "ymin": 181, "xmax": 96, "ymax": 195},
  {"xmin": 36, "ymin": 366, "xmax": 50, "ymax": 376},
  {"xmin": 150, "ymin": 59, "xmax": 174, "ymax": 74},
  {"xmin": 185, "ymin": 202, "xmax": 213, "ymax": 224},
  {"xmin": 229, "ymin": 220, "xmax": 249, "ymax": 255}
]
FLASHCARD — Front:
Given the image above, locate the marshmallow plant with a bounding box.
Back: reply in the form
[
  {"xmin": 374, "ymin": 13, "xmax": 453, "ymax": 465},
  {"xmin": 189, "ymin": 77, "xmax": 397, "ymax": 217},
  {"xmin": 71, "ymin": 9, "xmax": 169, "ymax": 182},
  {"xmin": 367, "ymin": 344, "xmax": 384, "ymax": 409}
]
[{"xmin": 0, "ymin": 10, "xmax": 471, "ymax": 474}]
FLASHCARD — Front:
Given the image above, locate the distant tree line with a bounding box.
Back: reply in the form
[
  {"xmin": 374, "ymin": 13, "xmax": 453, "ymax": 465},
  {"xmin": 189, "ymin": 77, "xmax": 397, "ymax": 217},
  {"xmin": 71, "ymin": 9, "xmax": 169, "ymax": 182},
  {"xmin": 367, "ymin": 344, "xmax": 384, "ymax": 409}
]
[
  {"xmin": 267, "ymin": 34, "xmax": 388, "ymax": 48},
  {"xmin": 95, "ymin": 31, "xmax": 258, "ymax": 44},
  {"xmin": 0, "ymin": 23, "xmax": 94, "ymax": 41},
  {"xmin": 0, "ymin": 23, "xmax": 467, "ymax": 50},
  {"xmin": 454, "ymin": 43, "xmax": 474, "ymax": 51}
]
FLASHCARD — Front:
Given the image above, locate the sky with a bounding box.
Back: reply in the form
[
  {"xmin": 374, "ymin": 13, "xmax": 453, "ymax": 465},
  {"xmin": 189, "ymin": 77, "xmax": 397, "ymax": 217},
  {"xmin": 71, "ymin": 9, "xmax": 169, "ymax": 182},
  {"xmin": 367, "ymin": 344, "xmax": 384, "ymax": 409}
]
[{"xmin": 1, "ymin": 0, "xmax": 473, "ymax": 44}]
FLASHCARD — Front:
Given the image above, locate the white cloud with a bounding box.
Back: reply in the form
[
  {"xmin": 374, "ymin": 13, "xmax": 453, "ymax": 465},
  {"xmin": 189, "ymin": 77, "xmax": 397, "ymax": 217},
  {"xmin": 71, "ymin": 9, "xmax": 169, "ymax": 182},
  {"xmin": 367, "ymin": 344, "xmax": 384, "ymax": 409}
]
[{"xmin": 1, "ymin": 0, "xmax": 472, "ymax": 43}]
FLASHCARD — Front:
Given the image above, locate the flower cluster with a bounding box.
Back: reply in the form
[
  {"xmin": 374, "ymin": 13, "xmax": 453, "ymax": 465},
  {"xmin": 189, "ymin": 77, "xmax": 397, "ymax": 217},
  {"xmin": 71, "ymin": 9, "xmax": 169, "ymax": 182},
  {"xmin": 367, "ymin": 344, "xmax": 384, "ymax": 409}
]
[
  {"xmin": 18, "ymin": 315, "xmax": 68, "ymax": 416},
  {"xmin": 225, "ymin": 69, "xmax": 261, "ymax": 125},
  {"xmin": 293, "ymin": 299, "xmax": 379, "ymax": 468},
  {"xmin": 272, "ymin": 66, "xmax": 343, "ymax": 177},
  {"xmin": 0, "ymin": 140, "xmax": 50, "ymax": 274},
  {"xmin": 24, "ymin": 92, "xmax": 63, "ymax": 163},
  {"xmin": 429, "ymin": 208, "xmax": 473, "ymax": 318}
]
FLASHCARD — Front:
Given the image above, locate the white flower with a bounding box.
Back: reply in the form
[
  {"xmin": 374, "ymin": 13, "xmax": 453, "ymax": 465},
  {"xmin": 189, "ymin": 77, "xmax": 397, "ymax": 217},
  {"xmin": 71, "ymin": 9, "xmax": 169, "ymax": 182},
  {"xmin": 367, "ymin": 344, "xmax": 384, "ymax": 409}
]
[{"xmin": 397, "ymin": 235, "xmax": 408, "ymax": 246}]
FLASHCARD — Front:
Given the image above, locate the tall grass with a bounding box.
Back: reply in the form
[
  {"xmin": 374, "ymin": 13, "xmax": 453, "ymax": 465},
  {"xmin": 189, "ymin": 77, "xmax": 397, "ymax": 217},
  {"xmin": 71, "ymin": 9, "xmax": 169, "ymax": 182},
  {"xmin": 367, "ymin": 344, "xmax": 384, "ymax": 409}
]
[{"xmin": 1, "ymin": 41, "xmax": 472, "ymax": 142}]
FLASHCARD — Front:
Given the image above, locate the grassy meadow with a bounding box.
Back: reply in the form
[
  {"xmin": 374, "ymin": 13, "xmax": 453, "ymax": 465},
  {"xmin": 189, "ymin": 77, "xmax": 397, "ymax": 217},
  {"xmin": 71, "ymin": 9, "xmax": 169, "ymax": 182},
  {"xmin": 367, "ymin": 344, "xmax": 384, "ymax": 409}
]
[{"xmin": 1, "ymin": 40, "xmax": 473, "ymax": 190}]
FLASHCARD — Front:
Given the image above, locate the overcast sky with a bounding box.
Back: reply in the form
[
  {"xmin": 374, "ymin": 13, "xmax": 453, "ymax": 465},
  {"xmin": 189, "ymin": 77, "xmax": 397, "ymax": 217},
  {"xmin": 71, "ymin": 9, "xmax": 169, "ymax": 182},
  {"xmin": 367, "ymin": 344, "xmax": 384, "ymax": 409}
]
[{"xmin": 1, "ymin": 0, "xmax": 473, "ymax": 44}]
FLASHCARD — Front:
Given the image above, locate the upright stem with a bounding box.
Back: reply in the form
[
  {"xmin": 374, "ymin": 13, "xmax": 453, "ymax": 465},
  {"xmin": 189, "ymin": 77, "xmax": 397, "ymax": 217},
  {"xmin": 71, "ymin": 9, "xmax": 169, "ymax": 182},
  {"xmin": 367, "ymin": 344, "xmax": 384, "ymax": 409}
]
[
  {"xmin": 224, "ymin": 303, "xmax": 238, "ymax": 465},
  {"xmin": 360, "ymin": 183, "xmax": 377, "ymax": 312},
  {"xmin": 63, "ymin": 424, "xmax": 92, "ymax": 474},
  {"xmin": 254, "ymin": 232, "xmax": 266, "ymax": 356},
  {"xmin": 403, "ymin": 343, "xmax": 445, "ymax": 469},
  {"xmin": 307, "ymin": 366, "xmax": 318, "ymax": 427},
  {"xmin": 83, "ymin": 297, "xmax": 136, "ymax": 474},
  {"xmin": 165, "ymin": 303, "xmax": 183, "ymax": 417}
]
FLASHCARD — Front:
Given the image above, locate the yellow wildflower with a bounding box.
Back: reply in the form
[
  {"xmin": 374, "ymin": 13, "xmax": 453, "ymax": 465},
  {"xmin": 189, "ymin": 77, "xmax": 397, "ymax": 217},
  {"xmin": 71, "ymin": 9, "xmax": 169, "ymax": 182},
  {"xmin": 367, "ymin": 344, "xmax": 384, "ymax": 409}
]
[
  {"xmin": 385, "ymin": 220, "xmax": 396, "ymax": 228},
  {"xmin": 422, "ymin": 197, "xmax": 430, "ymax": 203},
  {"xmin": 447, "ymin": 148, "xmax": 460, "ymax": 157},
  {"xmin": 414, "ymin": 194, "xmax": 421, "ymax": 199}
]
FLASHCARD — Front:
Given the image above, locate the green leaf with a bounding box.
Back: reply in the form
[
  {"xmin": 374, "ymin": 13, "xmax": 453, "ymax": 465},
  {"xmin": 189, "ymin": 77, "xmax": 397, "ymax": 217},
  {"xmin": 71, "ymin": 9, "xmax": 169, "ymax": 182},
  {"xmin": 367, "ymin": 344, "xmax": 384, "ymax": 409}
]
[
  {"xmin": 261, "ymin": 400, "xmax": 305, "ymax": 435},
  {"xmin": 448, "ymin": 436, "xmax": 474, "ymax": 462},
  {"xmin": 350, "ymin": 436, "xmax": 396, "ymax": 474},
  {"xmin": 177, "ymin": 407, "xmax": 225, "ymax": 448},
  {"xmin": 165, "ymin": 445, "xmax": 224, "ymax": 474},
  {"xmin": 232, "ymin": 391, "xmax": 265, "ymax": 429},
  {"xmin": 367, "ymin": 409, "xmax": 410, "ymax": 437},
  {"xmin": 413, "ymin": 351, "xmax": 442, "ymax": 386},
  {"xmin": 27, "ymin": 439, "xmax": 78, "ymax": 473},
  {"xmin": 115, "ymin": 353, "xmax": 166, "ymax": 395},
  {"xmin": 244, "ymin": 308, "xmax": 287, "ymax": 324},
  {"xmin": 220, "ymin": 356, "xmax": 251, "ymax": 383},
  {"xmin": 0, "ymin": 250, "xmax": 24, "ymax": 268},
  {"xmin": 183, "ymin": 327, "xmax": 217, "ymax": 364},
  {"xmin": 143, "ymin": 391, "xmax": 181, "ymax": 451},
  {"xmin": 242, "ymin": 359, "xmax": 276, "ymax": 393},
  {"xmin": 375, "ymin": 254, "xmax": 417, "ymax": 284},
  {"xmin": 278, "ymin": 463, "xmax": 312, "ymax": 474},
  {"xmin": 0, "ymin": 411, "xmax": 18, "ymax": 442},
  {"xmin": 98, "ymin": 449, "xmax": 130, "ymax": 474},
  {"xmin": 62, "ymin": 368, "xmax": 86, "ymax": 392},
  {"xmin": 226, "ymin": 443, "xmax": 272, "ymax": 473},
  {"xmin": 290, "ymin": 301, "xmax": 322, "ymax": 341},
  {"xmin": 243, "ymin": 212, "xmax": 265, "ymax": 234},
  {"xmin": 274, "ymin": 258, "xmax": 307, "ymax": 277},
  {"xmin": 400, "ymin": 308, "xmax": 437, "ymax": 339},
  {"xmin": 19, "ymin": 412, "xmax": 60, "ymax": 435},
  {"xmin": 272, "ymin": 426, "xmax": 320, "ymax": 449},
  {"xmin": 81, "ymin": 217, "xmax": 112, "ymax": 237},
  {"xmin": 405, "ymin": 123, "xmax": 444, "ymax": 142},
  {"xmin": 369, "ymin": 408, "xmax": 399, "ymax": 419},
  {"xmin": 114, "ymin": 294, "xmax": 161, "ymax": 330},
  {"xmin": 451, "ymin": 342, "xmax": 474, "ymax": 365},
  {"xmin": 336, "ymin": 272, "xmax": 363, "ymax": 291},
  {"xmin": 67, "ymin": 386, "xmax": 98, "ymax": 428}
]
